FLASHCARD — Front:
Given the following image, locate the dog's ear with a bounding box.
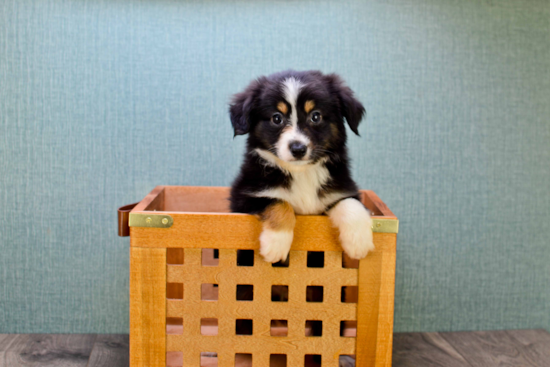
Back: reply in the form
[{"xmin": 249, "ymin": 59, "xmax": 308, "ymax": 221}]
[
  {"xmin": 326, "ymin": 74, "xmax": 365, "ymax": 135},
  {"xmin": 229, "ymin": 79, "xmax": 262, "ymax": 136}
]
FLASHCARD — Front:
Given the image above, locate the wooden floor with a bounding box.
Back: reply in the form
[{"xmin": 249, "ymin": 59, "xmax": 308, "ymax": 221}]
[{"xmin": 0, "ymin": 329, "xmax": 549, "ymax": 366}]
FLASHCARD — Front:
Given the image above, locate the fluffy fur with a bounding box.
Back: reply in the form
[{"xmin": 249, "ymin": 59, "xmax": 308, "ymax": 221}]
[{"xmin": 229, "ymin": 70, "xmax": 374, "ymax": 263}]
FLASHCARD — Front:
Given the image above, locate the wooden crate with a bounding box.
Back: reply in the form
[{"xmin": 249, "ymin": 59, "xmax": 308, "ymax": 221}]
[{"xmin": 121, "ymin": 186, "xmax": 398, "ymax": 367}]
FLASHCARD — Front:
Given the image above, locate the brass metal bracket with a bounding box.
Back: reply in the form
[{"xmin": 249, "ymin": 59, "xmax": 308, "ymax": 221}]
[
  {"xmin": 372, "ymin": 218, "xmax": 399, "ymax": 234},
  {"xmin": 129, "ymin": 213, "xmax": 174, "ymax": 229}
]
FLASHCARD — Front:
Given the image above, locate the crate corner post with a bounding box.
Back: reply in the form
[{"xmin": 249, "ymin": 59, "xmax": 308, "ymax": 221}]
[
  {"xmin": 356, "ymin": 232, "xmax": 397, "ymax": 367},
  {"xmin": 130, "ymin": 246, "xmax": 167, "ymax": 367}
]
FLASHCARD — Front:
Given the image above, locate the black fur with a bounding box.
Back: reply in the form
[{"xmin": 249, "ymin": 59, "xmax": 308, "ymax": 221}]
[{"xmin": 229, "ymin": 70, "xmax": 365, "ymax": 214}]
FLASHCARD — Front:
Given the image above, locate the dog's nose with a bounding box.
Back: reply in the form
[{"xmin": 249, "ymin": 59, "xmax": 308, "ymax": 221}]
[{"xmin": 289, "ymin": 141, "xmax": 307, "ymax": 159}]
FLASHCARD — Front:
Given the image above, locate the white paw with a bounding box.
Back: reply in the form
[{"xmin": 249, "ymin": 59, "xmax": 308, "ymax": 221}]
[
  {"xmin": 329, "ymin": 198, "xmax": 374, "ymax": 260},
  {"xmin": 259, "ymin": 228, "xmax": 293, "ymax": 263}
]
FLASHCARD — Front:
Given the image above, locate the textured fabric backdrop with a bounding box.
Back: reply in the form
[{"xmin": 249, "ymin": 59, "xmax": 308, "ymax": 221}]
[{"xmin": 0, "ymin": 0, "xmax": 549, "ymax": 333}]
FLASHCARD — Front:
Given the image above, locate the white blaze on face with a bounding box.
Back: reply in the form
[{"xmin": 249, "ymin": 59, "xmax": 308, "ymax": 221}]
[{"xmin": 276, "ymin": 77, "xmax": 310, "ymax": 162}]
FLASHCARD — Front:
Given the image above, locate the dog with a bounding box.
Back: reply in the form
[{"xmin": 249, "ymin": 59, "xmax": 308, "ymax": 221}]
[{"xmin": 229, "ymin": 70, "xmax": 374, "ymax": 264}]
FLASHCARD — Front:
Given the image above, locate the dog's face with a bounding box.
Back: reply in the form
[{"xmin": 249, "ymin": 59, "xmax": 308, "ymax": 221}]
[{"xmin": 230, "ymin": 70, "xmax": 365, "ymax": 166}]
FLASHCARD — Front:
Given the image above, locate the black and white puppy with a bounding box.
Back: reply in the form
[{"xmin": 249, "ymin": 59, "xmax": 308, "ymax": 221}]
[{"xmin": 229, "ymin": 70, "xmax": 373, "ymax": 263}]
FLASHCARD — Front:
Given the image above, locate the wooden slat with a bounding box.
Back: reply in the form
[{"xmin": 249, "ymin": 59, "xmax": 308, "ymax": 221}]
[
  {"xmin": 132, "ymin": 186, "xmax": 165, "ymax": 212},
  {"xmin": 167, "ymin": 256, "xmax": 358, "ymax": 286},
  {"xmin": 392, "ymin": 332, "xmax": 471, "ymax": 367},
  {"xmin": 0, "ymin": 334, "xmax": 96, "ymax": 367},
  {"xmin": 164, "ymin": 186, "xmax": 232, "ymax": 213},
  {"xmin": 373, "ymin": 233, "xmax": 397, "ymax": 366},
  {"xmin": 167, "ymin": 300, "xmax": 357, "ymax": 327},
  {"xmin": 130, "ymin": 247, "xmax": 166, "ymax": 367},
  {"xmin": 87, "ymin": 334, "xmax": 129, "ymax": 367},
  {"xmin": 131, "ymin": 217, "xmax": 392, "ymax": 251},
  {"xmin": 356, "ymin": 233, "xmax": 396, "ymax": 367},
  {"xmin": 360, "ymin": 191, "xmax": 397, "ymax": 219},
  {"xmin": 440, "ymin": 330, "xmax": 543, "ymax": 367}
]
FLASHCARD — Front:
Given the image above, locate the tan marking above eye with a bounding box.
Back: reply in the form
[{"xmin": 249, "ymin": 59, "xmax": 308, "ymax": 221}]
[
  {"xmin": 277, "ymin": 102, "xmax": 288, "ymax": 115},
  {"xmin": 330, "ymin": 123, "xmax": 339, "ymax": 137},
  {"xmin": 304, "ymin": 100, "xmax": 315, "ymax": 113}
]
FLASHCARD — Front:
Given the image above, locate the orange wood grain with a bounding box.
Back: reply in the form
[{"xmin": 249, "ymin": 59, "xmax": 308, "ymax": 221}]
[
  {"xmin": 133, "ymin": 186, "xmax": 165, "ymax": 212},
  {"xmin": 165, "ymin": 248, "xmax": 356, "ymax": 367},
  {"xmin": 128, "ymin": 186, "xmax": 397, "ymax": 367},
  {"xmin": 130, "ymin": 247, "xmax": 166, "ymax": 367},
  {"xmin": 356, "ymin": 233, "xmax": 396, "ymax": 367},
  {"xmin": 360, "ymin": 191, "xmax": 397, "ymax": 219}
]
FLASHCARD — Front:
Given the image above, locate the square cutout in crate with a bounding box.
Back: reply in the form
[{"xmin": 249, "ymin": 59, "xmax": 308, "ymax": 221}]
[
  {"xmin": 306, "ymin": 286, "xmax": 323, "ymax": 302},
  {"xmin": 236, "ymin": 284, "xmax": 253, "ymax": 301},
  {"xmin": 342, "ymin": 252, "xmax": 359, "ymax": 269},
  {"xmin": 166, "ymin": 283, "xmax": 183, "ymax": 300},
  {"xmin": 272, "ymin": 257, "xmax": 290, "ymax": 268},
  {"xmin": 340, "ymin": 320, "xmax": 357, "ymax": 337},
  {"xmin": 167, "ymin": 248, "xmax": 184, "ymax": 265},
  {"xmin": 341, "ymin": 286, "xmax": 358, "ymax": 303},
  {"xmin": 304, "ymin": 354, "xmax": 322, "ymax": 367},
  {"xmin": 305, "ymin": 320, "xmax": 322, "ymax": 336},
  {"xmin": 201, "ymin": 352, "xmax": 218, "ymax": 367},
  {"xmin": 271, "ymin": 320, "xmax": 288, "ymax": 336},
  {"xmin": 270, "ymin": 354, "xmax": 287, "ymax": 367},
  {"xmin": 235, "ymin": 353, "xmax": 252, "ymax": 367},
  {"xmin": 237, "ymin": 250, "xmax": 254, "ymax": 266},
  {"xmin": 339, "ymin": 355, "xmax": 356, "ymax": 367},
  {"xmin": 236, "ymin": 319, "xmax": 253, "ymax": 335},
  {"xmin": 201, "ymin": 318, "xmax": 218, "ymax": 336},
  {"xmin": 271, "ymin": 285, "xmax": 289, "ymax": 302},
  {"xmin": 307, "ymin": 251, "xmax": 324, "ymax": 268},
  {"xmin": 166, "ymin": 351, "xmax": 183, "ymax": 367},
  {"xmin": 202, "ymin": 249, "xmax": 219, "ymax": 266},
  {"xmin": 202, "ymin": 284, "xmax": 219, "ymax": 301},
  {"xmin": 166, "ymin": 317, "xmax": 183, "ymax": 335}
]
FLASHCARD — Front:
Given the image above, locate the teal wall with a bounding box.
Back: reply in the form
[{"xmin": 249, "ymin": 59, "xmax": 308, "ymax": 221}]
[{"xmin": 1, "ymin": 0, "xmax": 549, "ymax": 333}]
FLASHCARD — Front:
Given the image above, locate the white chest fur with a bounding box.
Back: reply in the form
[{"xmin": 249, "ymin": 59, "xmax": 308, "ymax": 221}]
[{"xmin": 254, "ymin": 160, "xmax": 347, "ymax": 215}]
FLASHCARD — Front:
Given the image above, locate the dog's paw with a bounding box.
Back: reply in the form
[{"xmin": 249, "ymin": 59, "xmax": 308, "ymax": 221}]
[
  {"xmin": 259, "ymin": 228, "xmax": 293, "ymax": 263},
  {"xmin": 328, "ymin": 198, "xmax": 374, "ymax": 260},
  {"xmin": 339, "ymin": 217, "xmax": 374, "ymax": 259},
  {"xmin": 339, "ymin": 355, "xmax": 356, "ymax": 367}
]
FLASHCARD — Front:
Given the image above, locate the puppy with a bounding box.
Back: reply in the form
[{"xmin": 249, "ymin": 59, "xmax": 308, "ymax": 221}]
[{"xmin": 229, "ymin": 70, "xmax": 373, "ymax": 263}]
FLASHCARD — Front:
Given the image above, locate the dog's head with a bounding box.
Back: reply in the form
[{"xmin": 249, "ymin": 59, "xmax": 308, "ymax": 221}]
[{"xmin": 230, "ymin": 70, "xmax": 365, "ymax": 166}]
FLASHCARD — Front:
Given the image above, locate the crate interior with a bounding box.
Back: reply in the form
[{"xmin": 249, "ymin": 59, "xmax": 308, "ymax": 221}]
[{"xmin": 143, "ymin": 186, "xmax": 385, "ymax": 216}]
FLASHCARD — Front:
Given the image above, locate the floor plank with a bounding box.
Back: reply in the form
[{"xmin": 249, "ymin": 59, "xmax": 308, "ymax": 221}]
[
  {"xmin": 504, "ymin": 329, "xmax": 550, "ymax": 367},
  {"xmin": 0, "ymin": 334, "xmax": 96, "ymax": 367},
  {"xmin": 1, "ymin": 330, "xmax": 549, "ymax": 366},
  {"xmin": 0, "ymin": 334, "xmax": 22, "ymax": 351},
  {"xmin": 87, "ymin": 334, "xmax": 128, "ymax": 367},
  {"xmin": 393, "ymin": 332, "xmax": 472, "ymax": 367},
  {"xmin": 440, "ymin": 330, "xmax": 543, "ymax": 367}
]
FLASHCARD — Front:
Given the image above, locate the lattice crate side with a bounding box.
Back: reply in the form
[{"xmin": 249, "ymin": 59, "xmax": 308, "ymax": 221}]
[
  {"xmin": 165, "ymin": 247, "xmax": 358, "ymax": 367},
  {"xmin": 128, "ymin": 186, "xmax": 397, "ymax": 367}
]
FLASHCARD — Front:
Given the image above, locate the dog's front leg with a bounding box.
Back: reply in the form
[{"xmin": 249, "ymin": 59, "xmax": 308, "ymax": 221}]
[
  {"xmin": 328, "ymin": 198, "xmax": 374, "ymax": 259},
  {"xmin": 259, "ymin": 200, "xmax": 296, "ymax": 263}
]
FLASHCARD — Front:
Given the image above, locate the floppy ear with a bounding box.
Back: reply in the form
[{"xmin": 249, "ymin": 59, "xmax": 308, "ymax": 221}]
[
  {"xmin": 326, "ymin": 74, "xmax": 366, "ymax": 135},
  {"xmin": 229, "ymin": 79, "xmax": 262, "ymax": 136}
]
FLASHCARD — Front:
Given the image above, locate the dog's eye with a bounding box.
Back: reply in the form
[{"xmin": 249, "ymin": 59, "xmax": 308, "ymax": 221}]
[
  {"xmin": 271, "ymin": 113, "xmax": 283, "ymax": 126},
  {"xmin": 310, "ymin": 111, "xmax": 322, "ymax": 124}
]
